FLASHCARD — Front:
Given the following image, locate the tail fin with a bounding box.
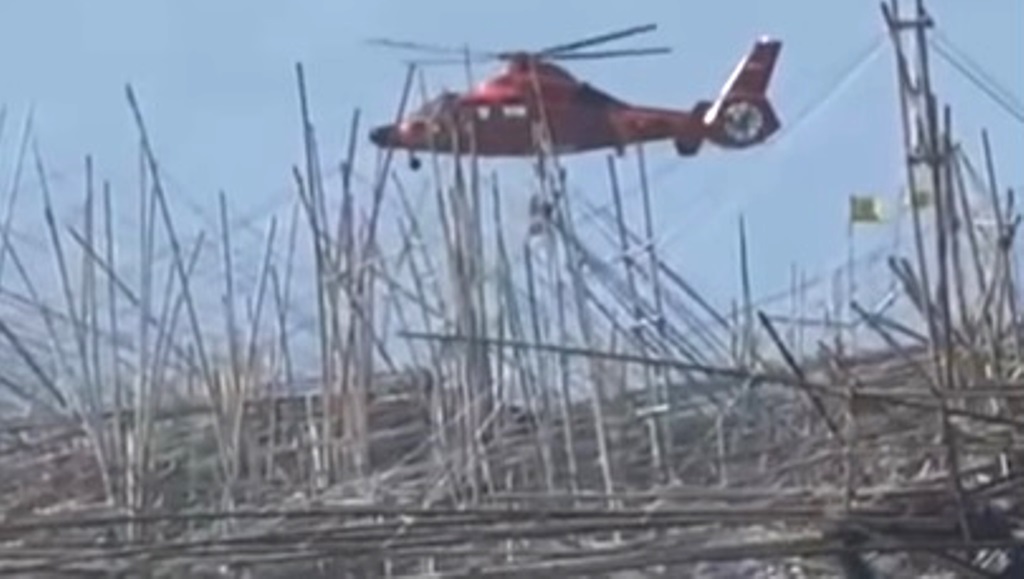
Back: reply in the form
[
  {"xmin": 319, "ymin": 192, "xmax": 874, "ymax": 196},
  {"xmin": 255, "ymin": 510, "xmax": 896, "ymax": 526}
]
[
  {"xmin": 701, "ymin": 37, "xmax": 783, "ymax": 149},
  {"xmin": 716, "ymin": 36, "xmax": 782, "ymax": 100}
]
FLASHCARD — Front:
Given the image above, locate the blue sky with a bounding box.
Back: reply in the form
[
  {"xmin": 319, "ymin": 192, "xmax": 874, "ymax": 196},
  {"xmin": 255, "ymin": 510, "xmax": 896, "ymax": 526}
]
[{"xmin": 0, "ymin": 0, "xmax": 1020, "ymax": 323}]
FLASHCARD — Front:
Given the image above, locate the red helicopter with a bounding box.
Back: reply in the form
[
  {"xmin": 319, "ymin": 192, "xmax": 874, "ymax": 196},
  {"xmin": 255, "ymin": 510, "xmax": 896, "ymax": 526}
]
[{"xmin": 367, "ymin": 24, "xmax": 783, "ymax": 170}]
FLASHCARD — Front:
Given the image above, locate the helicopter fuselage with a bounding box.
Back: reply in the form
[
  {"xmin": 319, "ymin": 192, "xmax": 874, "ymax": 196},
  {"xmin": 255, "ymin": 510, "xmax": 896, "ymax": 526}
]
[{"xmin": 369, "ymin": 37, "xmax": 783, "ymax": 164}]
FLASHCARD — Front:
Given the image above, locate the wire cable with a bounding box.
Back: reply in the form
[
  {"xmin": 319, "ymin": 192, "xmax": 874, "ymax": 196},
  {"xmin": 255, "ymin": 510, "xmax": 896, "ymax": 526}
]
[
  {"xmin": 928, "ymin": 37, "xmax": 1024, "ymax": 126},
  {"xmin": 933, "ymin": 30, "xmax": 1024, "ymax": 114}
]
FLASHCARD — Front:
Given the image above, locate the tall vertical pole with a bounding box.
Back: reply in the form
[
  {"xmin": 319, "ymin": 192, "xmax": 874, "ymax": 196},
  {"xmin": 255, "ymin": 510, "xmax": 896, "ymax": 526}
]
[
  {"xmin": 881, "ymin": 0, "xmax": 936, "ymax": 348},
  {"xmin": 911, "ymin": 0, "xmax": 956, "ymax": 394},
  {"xmin": 636, "ymin": 144, "xmax": 673, "ymax": 482},
  {"xmin": 846, "ymin": 216, "xmax": 857, "ymax": 352},
  {"xmin": 738, "ymin": 215, "xmax": 754, "ymax": 367},
  {"xmin": 608, "ymin": 155, "xmax": 665, "ymax": 480},
  {"xmin": 883, "ymin": 0, "xmax": 971, "ymax": 539}
]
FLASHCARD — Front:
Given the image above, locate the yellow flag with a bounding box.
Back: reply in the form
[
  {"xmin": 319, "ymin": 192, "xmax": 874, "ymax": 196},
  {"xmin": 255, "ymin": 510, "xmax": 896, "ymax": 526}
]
[{"xmin": 849, "ymin": 195, "xmax": 883, "ymax": 224}]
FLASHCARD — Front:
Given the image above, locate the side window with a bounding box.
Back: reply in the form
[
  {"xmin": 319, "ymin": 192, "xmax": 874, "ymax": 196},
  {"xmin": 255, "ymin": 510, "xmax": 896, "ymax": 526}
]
[{"xmin": 501, "ymin": 104, "xmax": 528, "ymax": 119}]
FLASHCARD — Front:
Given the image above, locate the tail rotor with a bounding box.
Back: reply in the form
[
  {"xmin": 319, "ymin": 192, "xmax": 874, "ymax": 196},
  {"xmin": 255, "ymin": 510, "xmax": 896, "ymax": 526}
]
[{"xmin": 702, "ymin": 37, "xmax": 783, "ymax": 148}]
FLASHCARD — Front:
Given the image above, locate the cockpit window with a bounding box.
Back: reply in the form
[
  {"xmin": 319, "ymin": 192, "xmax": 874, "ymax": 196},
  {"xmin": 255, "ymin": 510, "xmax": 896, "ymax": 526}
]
[{"xmin": 411, "ymin": 92, "xmax": 458, "ymax": 120}]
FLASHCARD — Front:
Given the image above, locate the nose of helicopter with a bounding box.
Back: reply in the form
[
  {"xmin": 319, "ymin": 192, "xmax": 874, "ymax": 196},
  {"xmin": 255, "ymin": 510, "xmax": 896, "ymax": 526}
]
[{"xmin": 369, "ymin": 125, "xmax": 395, "ymax": 147}]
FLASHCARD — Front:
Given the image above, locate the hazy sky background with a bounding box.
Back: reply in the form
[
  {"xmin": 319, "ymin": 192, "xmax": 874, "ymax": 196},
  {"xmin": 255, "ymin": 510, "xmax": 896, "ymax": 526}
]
[{"xmin": 0, "ymin": 0, "xmax": 1020, "ymax": 322}]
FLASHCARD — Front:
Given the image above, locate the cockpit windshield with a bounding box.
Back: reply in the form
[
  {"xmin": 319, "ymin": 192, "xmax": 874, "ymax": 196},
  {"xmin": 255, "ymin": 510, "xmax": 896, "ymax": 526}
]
[{"xmin": 410, "ymin": 91, "xmax": 458, "ymax": 120}]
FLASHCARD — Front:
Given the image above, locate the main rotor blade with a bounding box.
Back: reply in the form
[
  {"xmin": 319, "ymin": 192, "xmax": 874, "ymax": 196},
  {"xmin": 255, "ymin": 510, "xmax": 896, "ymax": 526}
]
[
  {"xmin": 549, "ymin": 47, "xmax": 672, "ymax": 60},
  {"xmin": 406, "ymin": 54, "xmax": 497, "ymax": 67},
  {"xmin": 366, "ymin": 37, "xmax": 497, "ymax": 59},
  {"xmin": 537, "ymin": 23, "xmax": 657, "ymax": 56},
  {"xmin": 366, "ymin": 38, "xmax": 463, "ymax": 54}
]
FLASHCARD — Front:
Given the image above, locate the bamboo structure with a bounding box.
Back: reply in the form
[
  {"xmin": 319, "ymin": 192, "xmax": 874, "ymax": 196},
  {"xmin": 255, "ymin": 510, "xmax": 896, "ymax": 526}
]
[{"xmin": 0, "ymin": 1, "xmax": 1022, "ymax": 577}]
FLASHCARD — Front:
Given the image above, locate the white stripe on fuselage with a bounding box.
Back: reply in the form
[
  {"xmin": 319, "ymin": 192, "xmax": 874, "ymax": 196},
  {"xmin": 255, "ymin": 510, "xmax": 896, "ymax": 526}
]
[{"xmin": 703, "ymin": 55, "xmax": 748, "ymax": 125}]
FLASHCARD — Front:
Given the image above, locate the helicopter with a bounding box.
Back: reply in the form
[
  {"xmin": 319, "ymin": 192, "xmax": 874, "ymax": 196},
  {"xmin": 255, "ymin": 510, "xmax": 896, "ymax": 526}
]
[{"xmin": 366, "ymin": 23, "xmax": 783, "ymax": 170}]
